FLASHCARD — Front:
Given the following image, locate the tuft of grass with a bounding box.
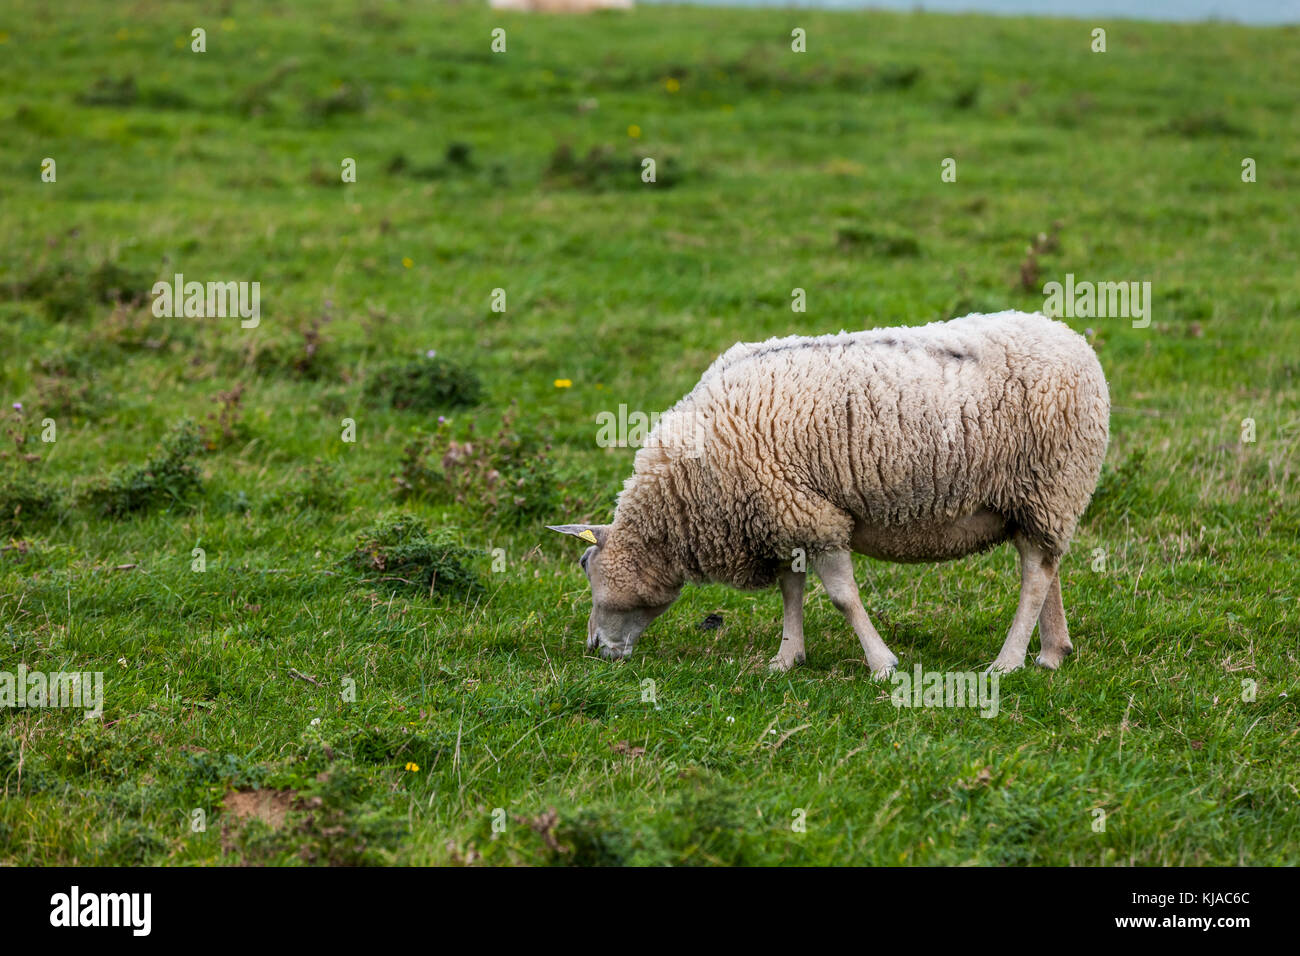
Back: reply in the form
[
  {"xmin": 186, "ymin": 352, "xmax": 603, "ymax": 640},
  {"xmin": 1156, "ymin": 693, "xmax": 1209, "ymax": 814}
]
[
  {"xmin": 951, "ymin": 81, "xmax": 980, "ymax": 110},
  {"xmin": 264, "ymin": 458, "xmax": 346, "ymax": 513},
  {"xmin": 242, "ymin": 317, "xmax": 338, "ymax": 381},
  {"xmin": 346, "ymin": 512, "xmax": 483, "ymax": 599},
  {"xmin": 394, "ymin": 406, "xmax": 559, "ymax": 525},
  {"xmin": 836, "ymin": 226, "xmax": 921, "ymax": 258},
  {"xmin": 84, "ymin": 419, "xmax": 204, "ymax": 517},
  {"xmin": 76, "ymin": 74, "xmax": 138, "ymax": 107},
  {"xmin": 0, "ymin": 473, "xmax": 61, "ymax": 535},
  {"xmin": 385, "ymin": 142, "xmax": 496, "ymax": 183},
  {"xmin": 545, "ymin": 143, "xmax": 685, "ymax": 191},
  {"xmin": 304, "ymin": 83, "xmax": 370, "ymax": 122},
  {"xmin": 1156, "ymin": 112, "xmax": 1250, "ymax": 139},
  {"xmin": 879, "ymin": 64, "xmax": 924, "ymax": 90},
  {"xmin": 365, "ymin": 356, "xmax": 483, "ymax": 412},
  {"xmin": 4, "ymin": 259, "xmax": 152, "ymax": 320}
]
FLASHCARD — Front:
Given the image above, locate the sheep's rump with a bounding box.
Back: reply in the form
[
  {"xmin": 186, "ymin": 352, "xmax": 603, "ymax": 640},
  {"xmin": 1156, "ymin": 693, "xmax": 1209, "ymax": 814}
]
[{"xmin": 637, "ymin": 312, "xmax": 1110, "ymax": 586}]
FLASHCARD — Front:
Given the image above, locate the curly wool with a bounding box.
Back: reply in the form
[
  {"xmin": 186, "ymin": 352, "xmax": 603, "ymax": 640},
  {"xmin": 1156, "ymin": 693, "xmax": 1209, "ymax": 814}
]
[{"xmin": 608, "ymin": 311, "xmax": 1110, "ymax": 594}]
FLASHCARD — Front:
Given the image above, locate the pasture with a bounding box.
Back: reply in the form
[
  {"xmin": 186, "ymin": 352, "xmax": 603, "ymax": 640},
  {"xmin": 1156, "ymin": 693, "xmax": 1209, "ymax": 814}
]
[{"xmin": 0, "ymin": 0, "xmax": 1296, "ymax": 864}]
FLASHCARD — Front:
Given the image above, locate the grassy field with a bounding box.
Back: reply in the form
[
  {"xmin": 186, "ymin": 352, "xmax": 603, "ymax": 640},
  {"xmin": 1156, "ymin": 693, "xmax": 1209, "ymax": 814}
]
[{"xmin": 0, "ymin": 0, "xmax": 1297, "ymax": 865}]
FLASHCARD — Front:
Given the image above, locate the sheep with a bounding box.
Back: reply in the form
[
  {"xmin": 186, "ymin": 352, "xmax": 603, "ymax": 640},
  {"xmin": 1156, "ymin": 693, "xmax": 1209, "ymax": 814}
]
[{"xmin": 549, "ymin": 310, "xmax": 1110, "ymax": 676}]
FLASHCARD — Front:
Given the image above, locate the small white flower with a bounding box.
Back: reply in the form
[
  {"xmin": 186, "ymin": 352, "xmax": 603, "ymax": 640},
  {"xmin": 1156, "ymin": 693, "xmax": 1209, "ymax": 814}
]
[{"xmin": 725, "ymin": 716, "xmax": 735, "ymax": 724}]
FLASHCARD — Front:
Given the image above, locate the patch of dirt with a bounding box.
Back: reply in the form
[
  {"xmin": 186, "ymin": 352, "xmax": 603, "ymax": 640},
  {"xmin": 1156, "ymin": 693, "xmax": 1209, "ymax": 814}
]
[{"xmin": 223, "ymin": 788, "xmax": 297, "ymax": 828}]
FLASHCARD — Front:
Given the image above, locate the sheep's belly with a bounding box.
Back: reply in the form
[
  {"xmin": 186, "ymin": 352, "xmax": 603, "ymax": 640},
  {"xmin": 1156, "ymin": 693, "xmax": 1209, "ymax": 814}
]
[{"xmin": 850, "ymin": 508, "xmax": 1011, "ymax": 563}]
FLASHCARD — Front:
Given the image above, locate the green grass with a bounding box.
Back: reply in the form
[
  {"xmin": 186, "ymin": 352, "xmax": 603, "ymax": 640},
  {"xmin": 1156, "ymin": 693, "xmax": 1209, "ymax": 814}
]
[{"xmin": 1, "ymin": 0, "xmax": 1297, "ymax": 865}]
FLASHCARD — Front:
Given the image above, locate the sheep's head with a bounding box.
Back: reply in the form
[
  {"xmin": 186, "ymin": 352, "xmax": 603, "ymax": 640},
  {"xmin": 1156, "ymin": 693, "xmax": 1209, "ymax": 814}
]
[{"xmin": 547, "ymin": 523, "xmax": 679, "ymax": 660}]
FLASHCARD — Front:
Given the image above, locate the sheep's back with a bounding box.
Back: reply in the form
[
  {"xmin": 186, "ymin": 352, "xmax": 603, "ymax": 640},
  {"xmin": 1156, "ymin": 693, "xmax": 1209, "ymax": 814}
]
[{"xmin": 671, "ymin": 311, "xmax": 1108, "ymax": 555}]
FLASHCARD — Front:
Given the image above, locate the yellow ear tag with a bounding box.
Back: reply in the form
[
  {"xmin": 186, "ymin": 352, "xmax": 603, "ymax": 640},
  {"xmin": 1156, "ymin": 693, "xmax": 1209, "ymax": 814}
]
[{"xmin": 578, "ymin": 529, "xmax": 598, "ymax": 544}]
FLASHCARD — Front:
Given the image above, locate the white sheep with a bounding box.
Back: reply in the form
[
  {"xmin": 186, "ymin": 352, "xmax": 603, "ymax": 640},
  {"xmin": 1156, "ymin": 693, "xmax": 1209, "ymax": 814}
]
[{"xmin": 550, "ymin": 311, "xmax": 1110, "ymax": 675}]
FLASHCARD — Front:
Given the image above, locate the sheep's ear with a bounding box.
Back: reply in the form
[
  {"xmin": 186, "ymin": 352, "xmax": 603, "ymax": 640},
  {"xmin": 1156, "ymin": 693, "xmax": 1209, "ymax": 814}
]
[{"xmin": 547, "ymin": 524, "xmax": 607, "ymax": 547}]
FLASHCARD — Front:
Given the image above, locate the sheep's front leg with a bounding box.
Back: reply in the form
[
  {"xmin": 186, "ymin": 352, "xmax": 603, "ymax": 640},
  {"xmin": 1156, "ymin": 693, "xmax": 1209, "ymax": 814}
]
[
  {"xmin": 769, "ymin": 568, "xmax": 806, "ymax": 673},
  {"xmin": 811, "ymin": 551, "xmax": 898, "ymax": 678},
  {"xmin": 989, "ymin": 534, "xmax": 1058, "ymax": 673},
  {"xmin": 1034, "ymin": 570, "xmax": 1074, "ymax": 669}
]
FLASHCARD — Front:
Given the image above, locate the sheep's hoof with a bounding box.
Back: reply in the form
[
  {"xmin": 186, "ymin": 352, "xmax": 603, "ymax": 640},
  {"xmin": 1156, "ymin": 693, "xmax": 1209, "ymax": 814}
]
[
  {"xmin": 768, "ymin": 651, "xmax": 805, "ymax": 673},
  {"xmin": 986, "ymin": 657, "xmax": 1025, "ymax": 675},
  {"xmin": 1034, "ymin": 642, "xmax": 1074, "ymax": 670},
  {"xmin": 869, "ymin": 654, "xmax": 899, "ymax": 681}
]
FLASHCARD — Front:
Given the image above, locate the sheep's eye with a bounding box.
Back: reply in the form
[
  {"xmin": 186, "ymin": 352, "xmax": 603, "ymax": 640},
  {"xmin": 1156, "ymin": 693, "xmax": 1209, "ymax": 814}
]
[{"xmin": 579, "ymin": 552, "xmax": 589, "ymax": 573}]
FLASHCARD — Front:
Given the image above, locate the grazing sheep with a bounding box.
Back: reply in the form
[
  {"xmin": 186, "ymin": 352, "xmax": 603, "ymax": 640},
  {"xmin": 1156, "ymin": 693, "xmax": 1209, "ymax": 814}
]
[{"xmin": 550, "ymin": 311, "xmax": 1110, "ymax": 675}]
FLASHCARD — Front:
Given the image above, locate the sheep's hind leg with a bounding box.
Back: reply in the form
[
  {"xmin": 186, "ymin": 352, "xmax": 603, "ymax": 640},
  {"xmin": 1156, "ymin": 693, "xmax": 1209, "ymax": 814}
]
[
  {"xmin": 769, "ymin": 568, "xmax": 807, "ymax": 673},
  {"xmin": 811, "ymin": 551, "xmax": 898, "ymax": 679},
  {"xmin": 989, "ymin": 534, "xmax": 1058, "ymax": 673},
  {"xmin": 1034, "ymin": 570, "xmax": 1074, "ymax": 669}
]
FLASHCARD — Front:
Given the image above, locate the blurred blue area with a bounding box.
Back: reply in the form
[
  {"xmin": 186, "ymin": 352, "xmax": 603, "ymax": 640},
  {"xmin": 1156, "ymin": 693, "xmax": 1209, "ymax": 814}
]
[{"xmin": 640, "ymin": 0, "xmax": 1300, "ymax": 26}]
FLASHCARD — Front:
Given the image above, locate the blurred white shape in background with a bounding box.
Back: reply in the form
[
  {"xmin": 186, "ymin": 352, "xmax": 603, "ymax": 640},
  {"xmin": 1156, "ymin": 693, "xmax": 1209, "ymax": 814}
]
[{"xmin": 489, "ymin": 0, "xmax": 633, "ymax": 11}]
